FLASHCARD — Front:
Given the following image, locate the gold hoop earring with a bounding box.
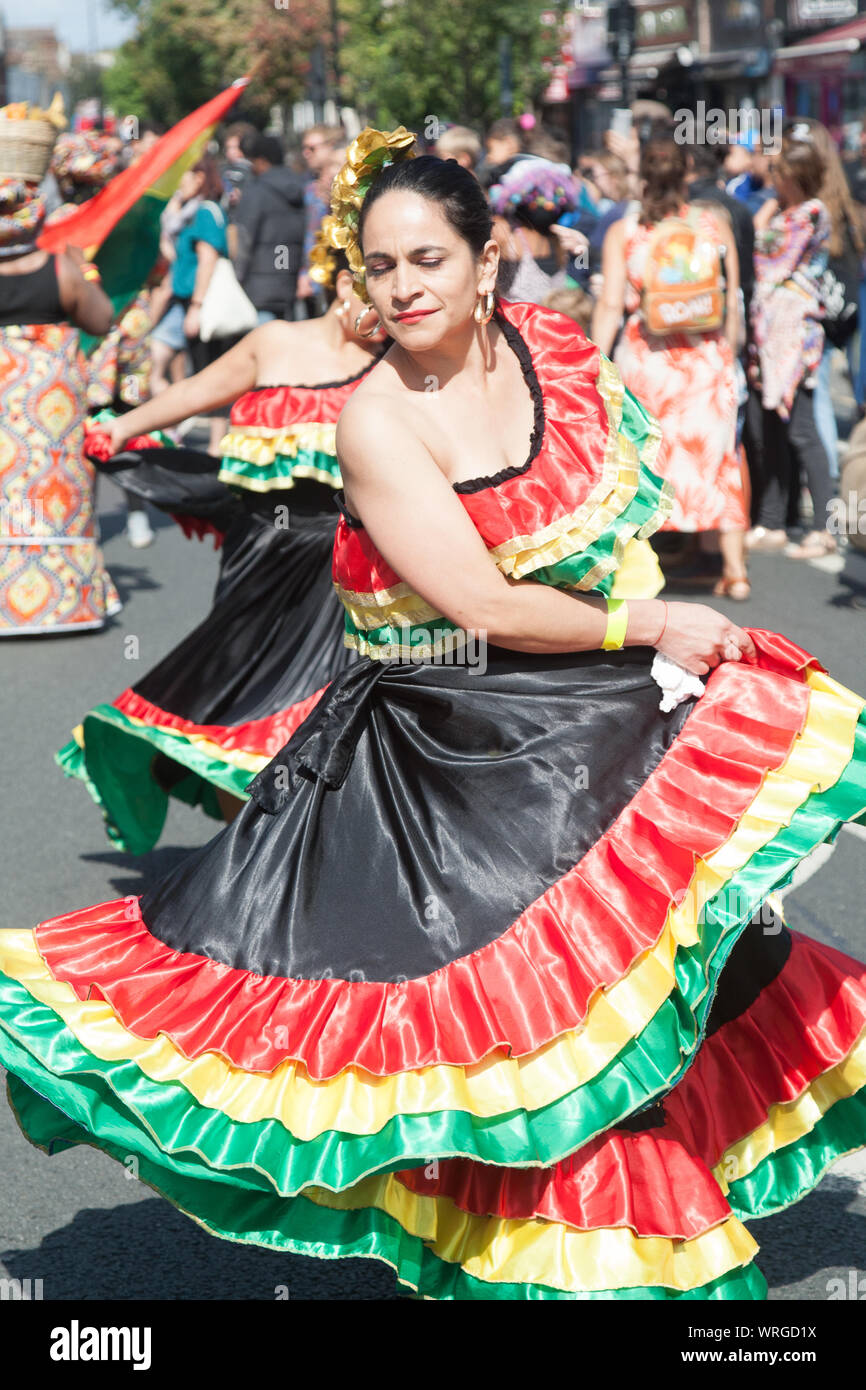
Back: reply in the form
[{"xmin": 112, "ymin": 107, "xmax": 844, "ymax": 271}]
[
  {"xmin": 473, "ymin": 290, "xmax": 495, "ymax": 326},
  {"xmin": 354, "ymin": 305, "xmax": 381, "ymax": 338}
]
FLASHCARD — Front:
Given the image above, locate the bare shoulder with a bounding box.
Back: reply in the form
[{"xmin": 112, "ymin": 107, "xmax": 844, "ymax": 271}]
[
  {"xmin": 338, "ymin": 348, "xmax": 405, "ymax": 430},
  {"xmin": 337, "ymin": 355, "xmax": 420, "ymax": 470},
  {"xmin": 251, "ymin": 318, "xmax": 306, "ymax": 353}
]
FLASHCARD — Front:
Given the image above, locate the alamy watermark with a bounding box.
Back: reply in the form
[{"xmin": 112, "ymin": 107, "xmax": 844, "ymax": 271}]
[
  {"xmin": 376, "ymin": 623, "xmax": 489, "ymax": 673},
  {"xmin": 828, "ymin": 492, "xmax": 866, "ymax": 536},
  {"xmin": 674, "ymin": 101, "xmax": 782, "ymax": 154}
]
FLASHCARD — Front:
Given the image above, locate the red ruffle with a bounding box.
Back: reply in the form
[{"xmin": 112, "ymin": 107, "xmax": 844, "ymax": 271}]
[
  {"xmin": 36, "ymin": 644, "xmax": 816, "ymax": 1078},
  {"xmin": 332, "ymin": 297, "xmax": 648, "ymax": 597},
  {"xmin": 229, "ymin": 374, "xmax": 368, "ymax": 433},
  {"xmin": 395, "ymin": 1128, "xmax": 731, "ymax": 1239},
  {"xmin": 169, "ymin": 515, "xmax": 226, "ymax": 548},
  {"xmin": 112, "ymin": 686, "xmax": 328, "ymax": 758},
  {"xmin": 664, "ymin": 932, "xmax": 866, "ymax": 1168},
  {"xmin": 84, "ymin": 428, "xmax": 163, "ymax": 462}
]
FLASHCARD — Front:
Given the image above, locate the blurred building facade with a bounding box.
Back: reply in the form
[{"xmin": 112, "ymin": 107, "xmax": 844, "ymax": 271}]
[
  {"xmin": 544, "ymin": 0, "xmax": 866, "ymax": 157},
  {"xmin": 1, "ymin": 23, "xmax": 70, "ymax": 108}
]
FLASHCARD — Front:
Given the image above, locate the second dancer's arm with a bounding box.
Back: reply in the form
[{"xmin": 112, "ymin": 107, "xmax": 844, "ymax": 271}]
[{"xmin": 100, "ymin": 328, "xmax": 264, "ymax": 455}]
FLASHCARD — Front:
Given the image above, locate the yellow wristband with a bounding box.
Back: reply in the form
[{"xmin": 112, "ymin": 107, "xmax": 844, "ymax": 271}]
[
  {"xmin": 602, "ymin": 597, "xmax": 629, "ymax": 651},
  {"xmin": 81, "ymin": 265, "xmax": 101, "ymax": 282}
]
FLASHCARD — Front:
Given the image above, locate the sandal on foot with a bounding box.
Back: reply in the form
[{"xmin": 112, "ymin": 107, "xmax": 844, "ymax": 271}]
[
  {"xmin": 746, "ymin": 527, "xmax": 787, "ymax": 552},
  {"xmin": 785, "ymin": 532, "xmax": 837, "ymax": 560},
  {"xmin": 713, "ymin": 575, "xmax": 751, "ymax": 601}
]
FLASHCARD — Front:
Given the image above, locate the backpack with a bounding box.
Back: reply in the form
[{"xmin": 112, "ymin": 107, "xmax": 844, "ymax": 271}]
[
  {"xmin": 640, "ymin": 208, "xmax": 725, "ymax": 336},
  {"xmin": 816, "ymin": 214, "xmax": 860, "ymax": 349}
]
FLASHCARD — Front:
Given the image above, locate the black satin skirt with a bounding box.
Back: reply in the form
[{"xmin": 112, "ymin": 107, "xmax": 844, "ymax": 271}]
[
  {"xmin": 141, "ymin": 646, "xmax": 698, "ymax": 978},
  {"xmin": 134, "ymin": 490, "xmax": 352, "ymax": 727},
  {"xmin": 92, "ymin": 445, "xmax": 353, "ymax": 726},
  {"xmin": 62, "ymin": 452, "xmax": 354, "ymax": 849}
]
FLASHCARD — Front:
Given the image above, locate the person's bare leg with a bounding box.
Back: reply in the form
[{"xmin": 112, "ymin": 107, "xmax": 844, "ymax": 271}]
[
  {"xmin": 150, "ymin": 340, "xmax": 174, "ymax": 395},
  {"xmin": 215, "ymin": 787, "xmax": 244, "ymax": 823},
  {"xmin": 714, "ymin": 528, "xmax": 750, "ymax": 598}
]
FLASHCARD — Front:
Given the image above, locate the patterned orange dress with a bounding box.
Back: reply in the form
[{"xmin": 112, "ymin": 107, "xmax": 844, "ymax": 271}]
[
  {"xmin": 0, "ymin": 263, "xmax": 121, "ymax": 635},
  {"xmin": 613, "ymin": 206, "xmax": 750, "ymax": 534}
]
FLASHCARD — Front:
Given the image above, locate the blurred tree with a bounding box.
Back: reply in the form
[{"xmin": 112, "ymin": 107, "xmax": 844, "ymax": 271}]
[
  {"xmin": 338, "ymin": 0, "xmax": 565, "ymax": 134},
  {"xmin": 105, "ymin": 0, "xmax": 331, "ymax": 126},
  {"xmin": 67, "ymin": 55, "xmax": 107, "ymax": 113}
]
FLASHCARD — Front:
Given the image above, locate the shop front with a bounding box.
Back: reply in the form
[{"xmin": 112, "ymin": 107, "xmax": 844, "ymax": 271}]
[{"xmin": 775, "ymin": 5, "xmax": 866, "ymax": 144}]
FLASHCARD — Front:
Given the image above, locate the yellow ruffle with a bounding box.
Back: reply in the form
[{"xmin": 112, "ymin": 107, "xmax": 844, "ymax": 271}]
[
  {"xmin": 486, "ymin": 356, "xmax": 667, "ymax": 581},
  {"xmin": 305, "ymin": 1177, "xmax": 758, "ymax": 1292},
  {"xmin": 116, "ymin": 711, "xmax": 269, "ymax": 774},
  {"xmin": 219, "ymin": 421, "xmax": 336, "ymax": 463},
  {"xmin": 713, "ymin": 1024, "xmax": 866, "ymax": 1192},
  {"xmin": 3, "ymin": 666, "xmax": 859, "ymax": 1144},
  {"xmin": 610, "ymin": 537, "xmax": 666, "ymax": 600},
  {"xmin": 334, "ymin": 579, "xmax": 442, "ymax": 632},
  {"xmin": 0, "ymin": 924, "xmax": 678, "ymax": 1137}
]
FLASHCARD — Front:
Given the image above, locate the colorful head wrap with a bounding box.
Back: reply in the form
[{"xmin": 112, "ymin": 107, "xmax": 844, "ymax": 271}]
[
  {"xmin": 51, "ymin": 133, "xmax": 119, "ymax": 201},
  {"xmin": 327, "ymin": 125, "xmax": 417, "ymax": 301},
  {"xmin": 0, "ymin": 177, "xmax": 46, "ymax": 254},
  {"xmin": 488, "ymin": 156, "xmax": 582, "ymax": 227}
]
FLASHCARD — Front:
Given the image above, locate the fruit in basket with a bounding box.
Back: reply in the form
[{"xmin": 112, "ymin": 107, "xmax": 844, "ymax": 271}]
[{"xmin": 0, "ymin": 93, "xmax": 67, "ymax": 129}]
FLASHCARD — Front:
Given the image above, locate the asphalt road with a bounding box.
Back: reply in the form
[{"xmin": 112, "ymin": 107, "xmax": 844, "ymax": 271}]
[{"xmin": 1, "ymin": 421, "xmax": 866, "ymax": 1302}]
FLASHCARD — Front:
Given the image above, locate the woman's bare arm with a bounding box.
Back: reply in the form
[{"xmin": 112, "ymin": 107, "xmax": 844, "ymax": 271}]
[
  {"xmin": 102, "ymin": 328, "xmax": 263, "ymax": 451},
  {"xmin": 591, "ymin": 219, "xmax": 627, "ymax": 354},
  {"xmin": 336, "ymin": 393, "xmax": 755, "ymax": 674},
  {"xmin": 56, "ymin": 251, "xmax": 114, "ymax": 336}
]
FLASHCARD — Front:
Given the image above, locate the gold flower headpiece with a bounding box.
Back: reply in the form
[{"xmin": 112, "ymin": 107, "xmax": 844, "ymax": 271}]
[
  {"xmin": 328, "ymin": 125, "xmax": 417, "ymax": 301},
  {"xmin": 307, "ymin": 214, "xmax": 348, "ymax": 290}
]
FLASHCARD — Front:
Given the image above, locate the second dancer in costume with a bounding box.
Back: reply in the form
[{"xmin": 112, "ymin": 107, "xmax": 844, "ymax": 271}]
[{"xmin": 57, "ymin": 220, "xmax": 387, "ymax": 852}]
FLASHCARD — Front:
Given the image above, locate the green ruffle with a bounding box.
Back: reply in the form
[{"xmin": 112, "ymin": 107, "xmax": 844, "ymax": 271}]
[
  {"xmin": 56, "ymin": 707, "xmax": 245, "ymax": 855},
  {"xmin": 218, "ymin": 448, "xmax": 341, "ymax": 492},
  {"xmin": 5, "ymin": 1071, "xmax": 765, "ymax": 1301},
  {"xmin": 532, "ymin": 466, "xmax": 672, "ymax": 597},
  {"xmin": 2, "ymin": 706, "xmax": 865, "ymax": 1193},
  {"xmin": 726, "ymin": 1088, "xmax": 866, "ymax": 1221},
  {"xmin": 6, "ymin": 705, "xmax": 864, "ymax": 1192},
  {"xmin": 343, "ymin": 613, "xmax": 467, "ymax": 659}
]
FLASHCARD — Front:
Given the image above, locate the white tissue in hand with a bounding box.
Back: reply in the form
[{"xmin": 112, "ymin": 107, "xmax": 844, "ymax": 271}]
[{"xmin": 651, "ymin": 651, "xmax": 706, "ymax": 711}]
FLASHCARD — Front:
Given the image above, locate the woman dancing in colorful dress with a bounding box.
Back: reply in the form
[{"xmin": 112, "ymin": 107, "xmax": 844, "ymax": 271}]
[
  {"xmin": 59, "ymin": 220, "xmax": 386, "ymax": 850},
  {"xmin": 1, "ymin": 130, "xmax": 865, "ymax": 1300}
]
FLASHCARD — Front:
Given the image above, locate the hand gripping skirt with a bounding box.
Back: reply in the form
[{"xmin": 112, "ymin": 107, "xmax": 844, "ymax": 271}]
[
  {"xmin": 3, "ymin": 629, "xmax": 866, "ymax": 1299},
  {"xmin": 57, "ymin": 448, "xmax": 353, "ymax": 853}
]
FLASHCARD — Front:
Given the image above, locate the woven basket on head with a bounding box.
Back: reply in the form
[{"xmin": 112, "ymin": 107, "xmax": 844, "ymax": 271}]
[{"xmin": 0, "ymin": 118, "xmax": 58, "ymax": 182}]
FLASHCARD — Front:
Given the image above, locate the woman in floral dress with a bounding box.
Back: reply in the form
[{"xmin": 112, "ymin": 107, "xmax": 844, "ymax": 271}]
[{"xmin": 593, "ymin": 136, "xmax": 751, "ymax": 599}]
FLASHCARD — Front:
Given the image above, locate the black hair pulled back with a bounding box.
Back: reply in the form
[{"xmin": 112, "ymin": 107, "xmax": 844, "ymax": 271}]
[{"xmin": 357, "ymin": 155, "xmax": 492, "ymax": 259}]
